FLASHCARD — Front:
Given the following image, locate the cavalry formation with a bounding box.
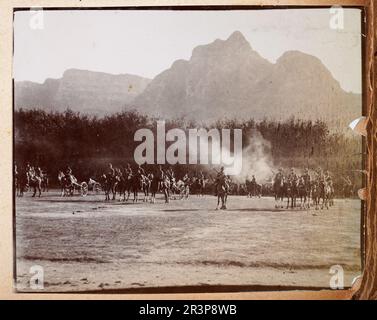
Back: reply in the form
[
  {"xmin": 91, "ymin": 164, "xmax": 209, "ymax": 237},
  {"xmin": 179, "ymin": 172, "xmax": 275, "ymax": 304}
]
[
  {"xmin": 272, "ymin": 168, "xmax": 335, "ymax": 210},
  {"xmin": 15, "ymin": 162, "xmax": 354, "ymax": 211}
]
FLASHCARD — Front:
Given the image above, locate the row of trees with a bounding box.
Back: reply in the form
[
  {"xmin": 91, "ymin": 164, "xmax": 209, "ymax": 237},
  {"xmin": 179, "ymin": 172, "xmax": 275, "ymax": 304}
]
[{"xmin": 15, "ymin": 108, "xmax": 363, "ymax": 190}]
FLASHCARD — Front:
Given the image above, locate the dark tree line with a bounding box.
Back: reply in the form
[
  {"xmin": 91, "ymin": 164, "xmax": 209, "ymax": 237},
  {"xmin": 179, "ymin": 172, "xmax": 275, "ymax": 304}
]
[{"xmin": 15, "ymin": 108, "xmax": 362, "ymax": 189}]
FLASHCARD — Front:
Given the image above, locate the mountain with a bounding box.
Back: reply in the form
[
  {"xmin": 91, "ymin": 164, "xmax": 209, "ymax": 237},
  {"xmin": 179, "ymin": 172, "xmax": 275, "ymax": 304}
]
[
  {"xmin": 15, "ymin": 69, "xmax": 151, "ymax": 116},
  {"xmin": 15, "ymin": 31, "xmax": 361, "ymax": 129},
  {"xmin": 131, "ymin": 31, "xmax": 361, "ymax": 128}
]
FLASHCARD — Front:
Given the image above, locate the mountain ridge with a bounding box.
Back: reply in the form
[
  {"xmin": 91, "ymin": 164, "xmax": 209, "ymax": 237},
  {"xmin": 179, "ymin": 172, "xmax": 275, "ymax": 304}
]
[{"xmin": 15, "ymin": 31, "xmax": 361, "ymax": 129}]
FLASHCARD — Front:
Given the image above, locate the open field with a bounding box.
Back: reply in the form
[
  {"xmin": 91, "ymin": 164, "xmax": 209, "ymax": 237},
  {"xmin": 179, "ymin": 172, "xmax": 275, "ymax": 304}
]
[{"xmin": 15, "ymin": 190, "xmax": 361, "ymax": 293}]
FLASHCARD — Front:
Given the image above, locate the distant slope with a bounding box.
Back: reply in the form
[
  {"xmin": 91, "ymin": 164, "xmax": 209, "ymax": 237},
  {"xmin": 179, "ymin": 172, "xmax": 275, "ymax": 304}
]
[{"xmin": 15, "ymin": 69, "xmax": 151, "ymax": 116}]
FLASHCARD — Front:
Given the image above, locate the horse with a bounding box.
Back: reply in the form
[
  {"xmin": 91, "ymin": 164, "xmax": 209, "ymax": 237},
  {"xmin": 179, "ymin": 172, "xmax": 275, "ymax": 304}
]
[
  {"xmin": 286, "ymin": 178, "xmax": 299, "ymax": 209},
  {"xmin": 297, "ymin": 178, "xmax": 311, "ymax": 209},
  {"xmin": 150, "ymin": 173, "xmax": 159, "ymax": 203},
  {"xmin": 311, "ymin": 181, "xmax": 321, "ymax": 210},
  {"xmin": 311, "ymin": 181, "xmax": 329, "ymax": 210},
  {"xmin": 215, "ymin": 179, "xmax": 228, "ymax": 210},
  {"xmin": 41, "ymin": 173, "xmax": 49, "ymax": 192},
  {"xmin": 27, "ymin": 170, "xmax": 42, "ymax": 197},
  {"xmin": 175, "ymin": 179, "xmax": 190, "ymax": 199},
  {"xmin": 273, "ymin": 176, "xmax": 285, "ymax": 208},
  {"xmin": 169, "ymin": 177, "xmax": 179, "ymax": 200},
  {"xmin": 159, "ymin": 176, "xmax": 171, "ymax": 203},
  {"xmin": 17, "ymin": 169, "xmax": 29, "ymax": 197},
  {"xmin": 245, "ymin": 179, "xmax": 261, "ymax": 198},
  {"xmin": 322, "ymin": 181, "xmax": 333, "ymax": 209},
  {"xmin": 58, "ymin": 171, "xmax": 75, "ymax": 197},
  {"xmin": 108, "ymin": 173, "xmax": 120, "ymax": 200},
  {"xmin": 141, "ymin": 174, "xmax": 152, "ymax": 202},
  {"xmin": 130, "ymin": 174, "xmax": 143, "ymax": 202},
  {"xmin": 117, "ymin": 170, "xmax": 133, "ymax": 202},
  {"xmin": 195, "ymin": 177, "xmax": 206, "ymax": 197},
  {"xmin": 99, "ymin": 174, "xmax": 113, "ymax": 201}
]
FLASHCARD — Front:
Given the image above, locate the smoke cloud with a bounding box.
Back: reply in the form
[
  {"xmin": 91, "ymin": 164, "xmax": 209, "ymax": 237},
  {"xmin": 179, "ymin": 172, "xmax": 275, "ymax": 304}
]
[{"xmin": 227, "ymin": 129, "xmax": 276, "ymax": 183}]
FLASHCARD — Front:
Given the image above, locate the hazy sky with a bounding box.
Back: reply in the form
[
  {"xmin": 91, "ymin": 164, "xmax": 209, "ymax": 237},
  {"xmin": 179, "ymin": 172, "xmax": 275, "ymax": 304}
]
[{"xmin": 13, "ymin": 9, "xmax": 362, "ymax": 93}]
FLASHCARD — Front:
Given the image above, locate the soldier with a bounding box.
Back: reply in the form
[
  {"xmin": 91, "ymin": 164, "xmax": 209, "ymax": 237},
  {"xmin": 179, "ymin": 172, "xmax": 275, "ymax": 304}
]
[
  {"xmin": 26, "ymin": 162, "xmax": 31, "ymax": 173},
  {"xmin": 216, "ymin": 166, "xmax": 226, "ymax": 182},
  {"xmin": 215, "ymin": 167, "xmax": 229, "ymax": 194},
  {"xmin": 36, "ymin": 167, "xmax": 43, "ymax": 178},
  {"xmin": 302, "ymin": 168, "xmax": 311, "ymax": 185},
  {"xmin": 157, "ymin": 165, "xmax": 165, "ymax": 191},
  {"xmin": 182, "ymin": 172, "xmax": 190, "ymax": 184},
  {"xmin": 108, "ymin": 163, "xmax": 115, "ymax": 177},
  {"xmin": 124, "ymin": 163, "xmax": 133, "ymax": 177},
  {"xmin": 315, "ymin": 167, "xmax": 324, "ymax": 182},
  {"xmin": 288, "ymin": 168, "xmax": 298, "ymax": 183},
  {"xmin": 166, "ymin": 167, "xmax": 175, "ymax": 182},
  {"xmin": 137, "ymin": 164, "xmax": 145, "ymax": 175},
  {"xmin": 275, "ymin": 168, "xmax": 284, "ymax": 181},
  {"xmin": 65, "ymin": 165, "xmax": 72, "ymax": 177},
  {"xmin": 65, "ymin": 166, "xmax": 74, "ymax": 184},
  {"xmin": 324, "ymin": 170, "xmax": 332, "ymax": 184}
]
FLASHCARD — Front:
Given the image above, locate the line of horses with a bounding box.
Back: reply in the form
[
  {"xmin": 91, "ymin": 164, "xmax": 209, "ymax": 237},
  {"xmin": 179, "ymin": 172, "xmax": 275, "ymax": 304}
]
[
  {"xmin": 15, "ymin": 168, "xmax": 49, "ymax": 198},
  {"xmin": 16, "ymin": 166, "xmax": 337, "ymax": 212},
  {"xmin": 57, "ymin": 171, "xmax": 206, "ymax": 203},
  {"xmin": 273, "ymin": 176, "xmax": 334, "ymax": 210}
]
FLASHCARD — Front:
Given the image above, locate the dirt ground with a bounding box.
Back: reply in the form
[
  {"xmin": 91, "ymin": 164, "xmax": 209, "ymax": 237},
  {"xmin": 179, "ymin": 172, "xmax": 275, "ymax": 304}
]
[{"xmin": 15, "ymin": 190, "xmax": 361, "ymax": 293}]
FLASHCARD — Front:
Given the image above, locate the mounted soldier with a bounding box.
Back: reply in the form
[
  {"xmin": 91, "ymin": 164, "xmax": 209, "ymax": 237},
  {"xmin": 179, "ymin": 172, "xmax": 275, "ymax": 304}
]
[
  {"xmin": 288, "ymin": 168, "xmax": 298, "ymax": 183},
  {"xmin": 302, "ymin": 168, "xmax": 311, "ymax": 186},
  {"xmin": 107, "ymin": 163, "xmax": 115, "ymax": 177},
  {"xmin": 124, "ymin": 163, "xmax": 133, "ymax": 177},
  {"xmin": 157, "ymin": 165, "xmax": 165, "ymax": 191},
  {"xmin": 215, "ymin": 167, "xmax": 229, "ymax": 210},
  {"xmin": 182, "ymin": 173, "xmax": 190, "ymax": 185},
  {"xmin": 274, "ymin": 168, "xmax": 284, "ymax": 183},
  {"xmin": 215, "ymin": 167, "xmax": 229, "ymax": 194}
]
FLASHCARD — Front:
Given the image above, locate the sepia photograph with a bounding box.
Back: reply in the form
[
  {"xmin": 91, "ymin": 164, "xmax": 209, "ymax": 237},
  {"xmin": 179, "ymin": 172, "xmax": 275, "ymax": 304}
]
[{"xmin": 13, "ymin": 7, "xmax": 364, "ymax": 293}]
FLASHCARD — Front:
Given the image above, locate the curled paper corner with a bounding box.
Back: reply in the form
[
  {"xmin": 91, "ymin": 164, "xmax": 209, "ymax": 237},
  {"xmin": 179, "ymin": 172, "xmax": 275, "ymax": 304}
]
[
  {"xmin": 351, "ymin": 275, "xmax": 363, "ymax": 292},
  {"xmin": 358, "ymin": 188, "xmax": 368, "ymax": 201},
  {"xmin": 349, "ymin": 117, "xmax": 367, "ymax": 136}
]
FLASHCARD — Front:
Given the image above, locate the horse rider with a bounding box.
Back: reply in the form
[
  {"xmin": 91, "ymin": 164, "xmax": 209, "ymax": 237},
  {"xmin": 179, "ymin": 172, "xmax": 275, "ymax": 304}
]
[
  {"xmin": 65, "ymin": 166, "xmax": 75, "ymax": 184},
  {"xmin": 288, "ymin": 168, "xmax": 298, "ymax": 183},
  {"xmin": 215, "ymin": 167, "xmax": 228, "ymax": 195},
  {"xmin": 324, "ymin": 170, "xmax": 333, "ymax": 184},
  {"xmin": 166, "ymin": 167, "xmax": 175, "ymax": 183},
  {"xmin": 116, "ymin": 167, "xmax": 123, "ymax": 178},
  {"xmin": 216, "ymin": 167, "xmax": 226, "ymax": 182},
  {"xmin": 315, "ymin": 167, "xmax": 324, "ymax": 182},
  {"xmin": 124, "ymin": 163, "xmax": 133, "ymax": 178},
  {"xmin": 36, "ymin": 167, "xmax": 44, "ymax": 178},
  {"xmin": 251, "ymin": 175, "xmax": 257, "ymax": 187},
  {"xmin": 136, "ymin": 165, "xmax": 146, "ymax": 182},
  {"xmin": 302, "ymin": 168, "xmax": 311, "ymax": 185},
  {"xmin": 274, "ymin": 168, "xmax": 284, "ymax": 182},
  {"xmin": 157, "ymin": 165, "xmax": 165, "ymax": 190},
  {"xmin": 182, "ymin": 173, "xmax": 190, "ymax": 185},
  {"xmin": 108, "ymin": 163, "xmax": 116, "ymax": 177}
]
